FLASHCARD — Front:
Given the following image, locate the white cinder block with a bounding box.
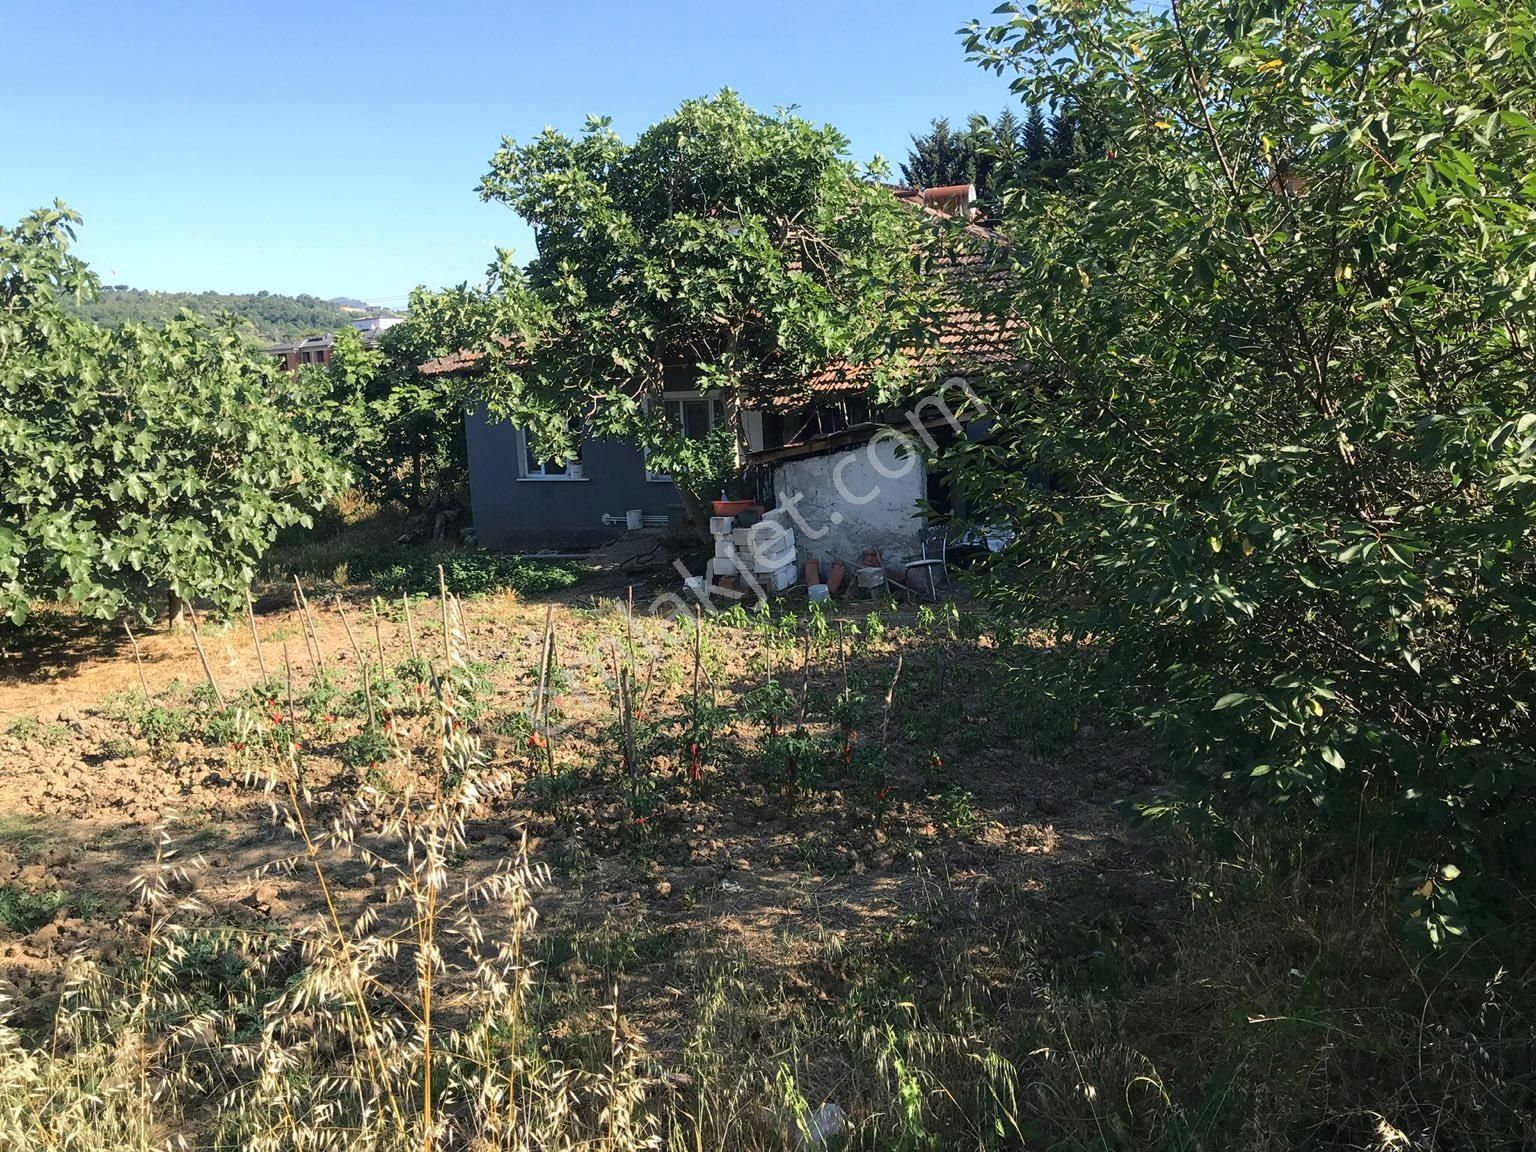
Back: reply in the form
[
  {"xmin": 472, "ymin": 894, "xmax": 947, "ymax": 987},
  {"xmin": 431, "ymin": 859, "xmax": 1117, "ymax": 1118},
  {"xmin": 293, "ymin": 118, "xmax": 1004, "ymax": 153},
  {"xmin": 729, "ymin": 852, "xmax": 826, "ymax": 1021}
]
[
  {"xmin": 709, "ymin": 555, "xmax": 739, "ymax": 577},
  {"xmin": 753, "ymin": 544, "xmax": 796, "ymax": 574},
  {"xmin": 765, "ymin": 560, "xmax": 798, "ymax": 592},
  {"xmin": 761, "ymin": 506, "xmax": 793, "ymax": 529},
  {"xmin": 714, "ymin": 538, "xmax": 738, "ymax": 560},
  {"xmin": 709, "ymin": 516, "xmax": 735, "ymax": 536},
  {"xmin": 745, "ymin": 522, "xmax": 793, "ymax": 555}
]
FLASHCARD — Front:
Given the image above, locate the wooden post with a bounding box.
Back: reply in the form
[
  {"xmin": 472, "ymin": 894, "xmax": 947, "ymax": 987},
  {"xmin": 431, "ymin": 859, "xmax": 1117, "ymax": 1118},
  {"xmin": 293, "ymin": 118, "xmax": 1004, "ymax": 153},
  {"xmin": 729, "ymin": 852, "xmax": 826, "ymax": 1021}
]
[
  {"xmin": 186, "ymin": 605, "xmax": 225, "ymax": 710},
  {"xmin": 124, "ymin": 621, "xmax": 152, "ymax": 701},
  {"xmin": 244, "ymin": 588, "xmax": 268, "ymax": 682},
  {"xmin": 534, "ymin": 603, "xmax": 554, "ymax": 776}
]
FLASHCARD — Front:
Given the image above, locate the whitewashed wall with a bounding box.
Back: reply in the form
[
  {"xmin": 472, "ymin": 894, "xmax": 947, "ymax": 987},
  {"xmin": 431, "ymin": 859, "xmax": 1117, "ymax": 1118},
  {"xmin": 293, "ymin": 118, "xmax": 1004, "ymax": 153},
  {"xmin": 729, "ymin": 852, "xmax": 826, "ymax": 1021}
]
[{"xmin": 771, "ymin": 435, "xmax": 926, "ymax": 566}]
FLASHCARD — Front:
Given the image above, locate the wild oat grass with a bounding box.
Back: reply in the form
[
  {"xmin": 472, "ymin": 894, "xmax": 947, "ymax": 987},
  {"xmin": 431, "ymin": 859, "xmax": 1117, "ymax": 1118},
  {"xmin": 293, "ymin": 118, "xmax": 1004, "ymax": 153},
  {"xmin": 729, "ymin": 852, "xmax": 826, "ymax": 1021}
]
[
  {"xmin": 2, "ymin": 585, "xmax": 1533, "ymax": 1151},
  {"xmin": 0, "ymin": 588, "xmax": 660, "ymax": 1152}
]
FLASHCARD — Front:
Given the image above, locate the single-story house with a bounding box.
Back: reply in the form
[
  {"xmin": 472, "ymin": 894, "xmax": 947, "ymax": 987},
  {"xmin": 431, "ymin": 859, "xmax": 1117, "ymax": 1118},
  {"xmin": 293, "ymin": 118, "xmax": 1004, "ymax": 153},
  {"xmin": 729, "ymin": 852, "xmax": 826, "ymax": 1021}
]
[{"xmin": 421, "ymin": 184, "xmax": 1019, "ymax": 565}]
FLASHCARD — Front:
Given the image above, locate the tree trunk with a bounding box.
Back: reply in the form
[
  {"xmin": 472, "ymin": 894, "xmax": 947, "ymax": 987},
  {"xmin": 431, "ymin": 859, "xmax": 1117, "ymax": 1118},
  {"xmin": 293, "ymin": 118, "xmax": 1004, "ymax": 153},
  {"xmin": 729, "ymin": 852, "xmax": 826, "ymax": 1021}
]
[
  {"xmin": 676, "ymin": 486, "xmax": 713, "ymax": 543},
  {"xmin": 166, "ymin": 589, "xmax": 186, "ymax": 633}
]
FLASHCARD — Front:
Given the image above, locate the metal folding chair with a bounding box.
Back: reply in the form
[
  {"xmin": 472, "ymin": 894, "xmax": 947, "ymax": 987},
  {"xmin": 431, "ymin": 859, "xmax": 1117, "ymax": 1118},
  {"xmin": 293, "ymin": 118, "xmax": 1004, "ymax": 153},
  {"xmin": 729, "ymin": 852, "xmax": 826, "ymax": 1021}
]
[{"xmin": 904, "ymin": 526, "xmax": 949, "ymax": 602}]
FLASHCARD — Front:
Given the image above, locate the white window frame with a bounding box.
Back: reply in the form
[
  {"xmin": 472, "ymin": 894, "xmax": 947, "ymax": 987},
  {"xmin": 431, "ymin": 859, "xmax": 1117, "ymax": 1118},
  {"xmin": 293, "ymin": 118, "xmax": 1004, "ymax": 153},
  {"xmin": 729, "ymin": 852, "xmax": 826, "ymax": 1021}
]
[
  {"xmin": 516, "ymin": 427, "xmax": 587, "ymax": 482},
  {"xmin": 645, "ymin": 392, "xmax": 727, "ymax": 483}
]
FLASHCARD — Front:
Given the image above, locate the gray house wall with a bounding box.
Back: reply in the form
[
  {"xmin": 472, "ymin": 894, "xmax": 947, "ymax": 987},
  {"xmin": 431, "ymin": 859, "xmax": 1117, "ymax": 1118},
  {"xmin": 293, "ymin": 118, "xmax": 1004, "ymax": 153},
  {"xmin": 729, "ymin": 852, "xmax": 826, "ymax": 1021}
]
[{"xmin": 465, "ymin": 408, "xmax": 680, "ymax": 549}]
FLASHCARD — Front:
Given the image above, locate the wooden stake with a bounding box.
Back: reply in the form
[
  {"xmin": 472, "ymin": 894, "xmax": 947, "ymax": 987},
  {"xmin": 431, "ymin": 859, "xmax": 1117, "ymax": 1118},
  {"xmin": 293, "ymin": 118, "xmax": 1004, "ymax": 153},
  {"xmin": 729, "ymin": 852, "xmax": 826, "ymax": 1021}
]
[
  {"xmin": 536, "ymin": 604, "xmax": 556, "ymax": 776},
  {"xmin": 438, "ymin": 564, "xmax": 451, "ymax": 661},
  {"xmin": 879, "ymin": 655, "xmax": 904, "ymax": 756},
  {"xmin": 292, "ymin": 581, "xmax": 322, "ymax": 671},
  {"xmin": 124, "ymin": 621, "xmax": 152, "ymax": 701},
  {"xmin": 283, "ymin": 643, "xmax": 303, "ymax": 791},
  {"xmin": 837, "ymin": 620, "xmax": 849, "ymax": 698},
  {"xmin": 334, "ymin": 594, "xmax": 365, "ymax": 668},
  {"xmin": 244, "ymin": 588, "xmax": 268, "ymax": 682},
  {"xmin": 402, "ymin": 594, "xmax": 419, "ymax": 660},
  {"xmin": 372, "ymin": 600, "xmax": 386, "ymax": 671},
  {"xmin": 691, "ymin": 602, "xmax": 702, "ymax": 736},
  {"xmin": 363, "ymin": 663, "xmax": 377, "ymax": 729},
  {"xmin": 292, "ymin": 576, "xmax": 326, "ymax": 671},
  {"xmin": 186, "ymin": 604, "xmax": 225, "ymax": 710},
  {"xmin": 798, "ymin": 622, "xmax": 813, "ymax": 724}
]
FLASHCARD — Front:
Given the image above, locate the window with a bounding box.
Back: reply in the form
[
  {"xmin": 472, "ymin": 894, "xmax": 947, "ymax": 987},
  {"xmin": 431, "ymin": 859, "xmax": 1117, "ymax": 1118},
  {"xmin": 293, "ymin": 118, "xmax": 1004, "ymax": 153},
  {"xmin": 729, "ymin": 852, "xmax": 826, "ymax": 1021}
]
[
  {"xmin": 646, "ymin": 396, "xmax": 726, "ymax": 482},
  {"xmin": 517, "ymin": 427, "xmax": 584, "ymax": 480}
]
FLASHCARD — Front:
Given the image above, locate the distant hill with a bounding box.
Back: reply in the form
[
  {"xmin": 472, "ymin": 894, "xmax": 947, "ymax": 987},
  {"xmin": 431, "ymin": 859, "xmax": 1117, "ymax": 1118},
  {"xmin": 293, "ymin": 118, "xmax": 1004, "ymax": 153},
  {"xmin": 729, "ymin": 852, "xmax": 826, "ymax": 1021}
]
[{"xmin": 71, "ymin": 287, "xmax": 398, "ymax": 344}]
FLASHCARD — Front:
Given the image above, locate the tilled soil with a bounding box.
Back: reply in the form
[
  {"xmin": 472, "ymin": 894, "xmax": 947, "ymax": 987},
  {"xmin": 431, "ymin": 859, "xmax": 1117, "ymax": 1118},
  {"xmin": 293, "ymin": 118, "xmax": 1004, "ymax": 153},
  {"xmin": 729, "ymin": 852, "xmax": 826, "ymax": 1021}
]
[{"xmin": 0, "ymin": 581, "xmax": 1162, "ymax": 1040}]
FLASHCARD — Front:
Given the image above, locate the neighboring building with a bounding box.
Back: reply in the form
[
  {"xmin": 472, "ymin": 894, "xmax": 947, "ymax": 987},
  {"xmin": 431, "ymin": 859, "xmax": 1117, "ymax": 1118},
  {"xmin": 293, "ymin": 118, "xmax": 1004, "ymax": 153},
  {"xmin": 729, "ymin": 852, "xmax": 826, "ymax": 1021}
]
[
  {"xmin": 426, "ymin": 184, "xmax": 1018, "ymax": 556},
  {"xmin": 266, "ymin": 333, "xmax": 335, "ymax": 372},
  {"xmin": 349, "ymin": 315, "xmax": 404, "ymax": 337},
  {"xmin": 266, "ymin": 315, "xmax": 402, "ymax": 372}
]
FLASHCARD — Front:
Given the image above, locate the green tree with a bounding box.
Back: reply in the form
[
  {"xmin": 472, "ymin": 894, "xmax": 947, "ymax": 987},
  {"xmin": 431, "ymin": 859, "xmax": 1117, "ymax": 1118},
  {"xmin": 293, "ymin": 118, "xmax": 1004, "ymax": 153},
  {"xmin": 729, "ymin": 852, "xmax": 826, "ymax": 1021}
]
[
  {"xmin": 954, "ymin": 0, "xmax": 1536, "ymax": 934},
  {"xmin": 305, "ymin": 284, "xmax": 505, "ymax": 510},
  {"xmin": 473, "ymin": 90, "xmax": 940, "ymax": 516},
  {"xmin": 1, "ymin": 205, "xmax": 346, "ymax": 627},
  {"xmin": 1021, "ymin": 105, "xmax": 1049, "ymax": 165},
  {"xmin": 900, "ymin": 116, "xmax": 976, "ymax": 190},
  {"xmin": 968, "ymin": 107, "xmax": 1025, "ymax": 209}
]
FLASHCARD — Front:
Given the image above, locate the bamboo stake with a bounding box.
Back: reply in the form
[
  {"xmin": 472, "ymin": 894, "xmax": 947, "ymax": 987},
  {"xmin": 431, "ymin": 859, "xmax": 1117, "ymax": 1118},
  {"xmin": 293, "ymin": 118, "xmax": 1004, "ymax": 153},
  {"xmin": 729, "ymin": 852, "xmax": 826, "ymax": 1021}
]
[
  {"xmin": 879, "ymin": 655, "xmax": 905, "ymax": 756},
  {"xmin": 691, "ymin": 603, "xmax": 702, "ymax": 726},
  {"xmin": 363, "ymin": 662, "xmax": 377, "ymax": 729},
  {"xmin": 372, "ymin": 600, "xmax": 386, "ymax": 672},
  {"xmin": 543, "ymin": 605, "xmax": 558, "ymax": 777},
  {"xmin": 283, "ymin": 643, "xmax": 303, "ymax": 792},
  {"xmin": 124, "ymin": 621, "xmax": 152, "ymax": 701},
  {"xmin": 186, "ymin": 605, "xmax": 225, "ymax": 709},
  {"xmin": 292, "ymin": 591, "xmax": 313, "ymax": 669},
  {"xmin": 798, "ymin": 622, "xmax": 813, "ymax": 724},
  {"xmin": 533, "ymin": 603, "xmax": 554, "ymax": 776},
  {"xmin": 244, "ymin": 588, "xmax": 268, "ymax": 682},
  {"xmin": 838, "ymin": 620, "xmax": 849, "ymax": 698},
  {"xmin": 334, "ymin": 595, "xmax": 365, "ymax": 668},
  {"xmin": 402, "ymin": 594, "xmax": 419, "ymax": 660},
  {"xmin": 438, "ymin": 565, "xmax": 451, "ymax": 662},
  {"xmin": 292, "ymin": 576, "xmax": 324, "ymax": 670}
]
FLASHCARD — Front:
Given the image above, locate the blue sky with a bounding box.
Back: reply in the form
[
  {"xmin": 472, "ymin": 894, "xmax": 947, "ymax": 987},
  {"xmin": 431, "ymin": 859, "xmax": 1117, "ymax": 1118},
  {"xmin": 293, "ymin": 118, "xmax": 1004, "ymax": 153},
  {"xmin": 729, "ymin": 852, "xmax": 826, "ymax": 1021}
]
[{"xmin": 3, "ymin": 1, "xmax": 1015, "ymax": 307}]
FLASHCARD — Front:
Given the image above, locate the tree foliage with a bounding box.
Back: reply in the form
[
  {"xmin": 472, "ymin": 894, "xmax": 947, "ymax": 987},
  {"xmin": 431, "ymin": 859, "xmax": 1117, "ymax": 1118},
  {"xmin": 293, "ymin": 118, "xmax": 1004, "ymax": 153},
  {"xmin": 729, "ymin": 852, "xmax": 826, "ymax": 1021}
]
[
  {"xmin": 472, "ymin": 90, "xmax": 940, "ymax": 499},
  {"xmin": 903, "ymin": 105, "xmax": 1099, "ymax": 209},
  {"xmin": 70, "ymin": 286, "xmax": 379, "ymax": 344},
  {"xmin": 951, "ymin": 0, "xmax": 1536, "ymax": 934},
  {"xmin": 0, "ymin": 205, "xmax": 346, "ymax": 625},
  {"xmin": 303, "ymin": 285, "xmax": 494, "ymax": 510},
  {"xmin": 900, "ymin": 116, "xmax": 977, "ymax": 190}
]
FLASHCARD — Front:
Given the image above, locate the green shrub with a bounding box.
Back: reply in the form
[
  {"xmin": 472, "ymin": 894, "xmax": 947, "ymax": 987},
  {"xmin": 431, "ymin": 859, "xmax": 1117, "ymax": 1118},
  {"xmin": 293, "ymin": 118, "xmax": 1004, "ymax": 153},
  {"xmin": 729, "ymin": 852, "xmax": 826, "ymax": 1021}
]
[
  {"xmin": 358, "ymin": 551, "xmax": 585, "ymax": 599},
  {"xmin": 137, "ymin": 706, "xmax": 188, "ymax": 758},
  {"xmin": 339, "ymin": 729, "xmax": 392, "ymax": 776},
  {"xmin": 0, "ymin": 887, "xmax": 69, "ymax": 934},
  {"xmin": 953, "ymin": 0, "xmax": 1536, "ymax": 937}
]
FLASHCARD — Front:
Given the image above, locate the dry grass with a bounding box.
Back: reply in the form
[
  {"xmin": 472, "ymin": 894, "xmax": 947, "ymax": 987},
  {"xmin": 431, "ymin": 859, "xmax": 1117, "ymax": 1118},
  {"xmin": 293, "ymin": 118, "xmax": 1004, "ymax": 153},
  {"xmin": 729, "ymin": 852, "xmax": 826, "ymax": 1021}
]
[{"xmin": 0, "ymin": 571, "xmax": 1532, "ymax": 1150}]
